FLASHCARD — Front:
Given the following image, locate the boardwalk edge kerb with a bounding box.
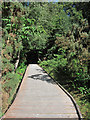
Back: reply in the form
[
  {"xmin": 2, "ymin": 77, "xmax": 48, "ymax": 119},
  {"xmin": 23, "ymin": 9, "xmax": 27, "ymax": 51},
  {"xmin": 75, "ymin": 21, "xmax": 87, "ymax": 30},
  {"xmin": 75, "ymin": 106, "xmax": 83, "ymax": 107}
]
[
  {"xmin": 38, "ymin": 64, "xmax": 83, "ymax": 120},
  {"xmin": 55, "ymin": 82, "xmax": 83, "ymax": 120}
]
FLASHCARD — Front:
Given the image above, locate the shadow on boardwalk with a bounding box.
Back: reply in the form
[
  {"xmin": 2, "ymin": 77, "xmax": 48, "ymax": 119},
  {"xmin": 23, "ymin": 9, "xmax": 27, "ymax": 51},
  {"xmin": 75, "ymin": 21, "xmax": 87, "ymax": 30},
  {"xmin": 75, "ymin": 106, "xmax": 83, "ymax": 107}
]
[{"xmin": 28, "ymin": 73, "xmax": 55, "ymax": 84}]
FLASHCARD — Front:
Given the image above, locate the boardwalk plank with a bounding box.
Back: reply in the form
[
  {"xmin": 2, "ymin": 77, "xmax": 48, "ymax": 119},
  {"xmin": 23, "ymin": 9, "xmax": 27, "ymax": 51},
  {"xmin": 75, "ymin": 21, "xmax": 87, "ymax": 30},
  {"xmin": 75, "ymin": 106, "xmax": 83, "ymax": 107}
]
[{"xmin": 4, "ymin": 64, "xmax": 79, "ymax": 118}]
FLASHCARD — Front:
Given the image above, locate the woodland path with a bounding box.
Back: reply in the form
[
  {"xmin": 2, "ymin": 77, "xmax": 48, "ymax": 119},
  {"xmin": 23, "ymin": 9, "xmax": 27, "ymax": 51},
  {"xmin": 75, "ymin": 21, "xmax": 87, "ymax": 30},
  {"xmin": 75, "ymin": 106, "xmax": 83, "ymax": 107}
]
[{"xmin": 4, "ymin": 64, "xmax": 79, "ymax": 118}]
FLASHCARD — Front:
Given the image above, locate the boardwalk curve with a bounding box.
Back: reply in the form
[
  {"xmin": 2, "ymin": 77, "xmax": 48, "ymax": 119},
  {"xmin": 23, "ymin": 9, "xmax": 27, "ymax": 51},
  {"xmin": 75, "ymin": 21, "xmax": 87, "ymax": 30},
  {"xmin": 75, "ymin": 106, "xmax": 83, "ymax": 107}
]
[{"xmin": 4, "ymin": 64, "xmax": 80, "ymax": 118}]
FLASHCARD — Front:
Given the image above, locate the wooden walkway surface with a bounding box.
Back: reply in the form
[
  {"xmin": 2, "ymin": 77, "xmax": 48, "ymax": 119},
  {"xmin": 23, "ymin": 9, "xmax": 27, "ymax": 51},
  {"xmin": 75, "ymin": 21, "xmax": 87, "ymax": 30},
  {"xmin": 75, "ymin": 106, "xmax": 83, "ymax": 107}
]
[{"xmin": 4, "ymin": 64, "xmax": 79, "ymax": 118}]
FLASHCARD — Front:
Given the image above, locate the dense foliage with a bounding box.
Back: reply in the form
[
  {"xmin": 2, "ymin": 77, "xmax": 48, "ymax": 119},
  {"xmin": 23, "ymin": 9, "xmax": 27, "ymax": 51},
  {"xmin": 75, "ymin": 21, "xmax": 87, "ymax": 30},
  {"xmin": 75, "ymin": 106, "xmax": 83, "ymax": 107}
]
[{"xmin": 1, "ymin": 2, "xmax": 90, "ymax": 118}]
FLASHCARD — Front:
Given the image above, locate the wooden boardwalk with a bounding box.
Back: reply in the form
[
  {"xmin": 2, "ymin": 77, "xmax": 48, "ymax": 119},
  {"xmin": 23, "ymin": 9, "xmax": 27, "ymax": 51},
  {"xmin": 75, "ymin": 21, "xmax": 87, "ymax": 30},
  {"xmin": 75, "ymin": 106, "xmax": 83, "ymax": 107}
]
[{"xmin": 4, "ymin": 64, "xmax": 80, "ymax": 118}]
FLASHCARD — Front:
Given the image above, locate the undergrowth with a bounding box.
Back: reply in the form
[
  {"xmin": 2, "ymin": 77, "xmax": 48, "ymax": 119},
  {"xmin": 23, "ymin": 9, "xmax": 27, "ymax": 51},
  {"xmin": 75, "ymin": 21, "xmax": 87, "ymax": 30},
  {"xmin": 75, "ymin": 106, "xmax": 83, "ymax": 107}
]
[
  {"xmin": 1, "ymin": 62, "xmax": 27, "ymax": 117},
  {"xmin": 39, "ymin": 59, "xmax": 90, "ymax": 119}
]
